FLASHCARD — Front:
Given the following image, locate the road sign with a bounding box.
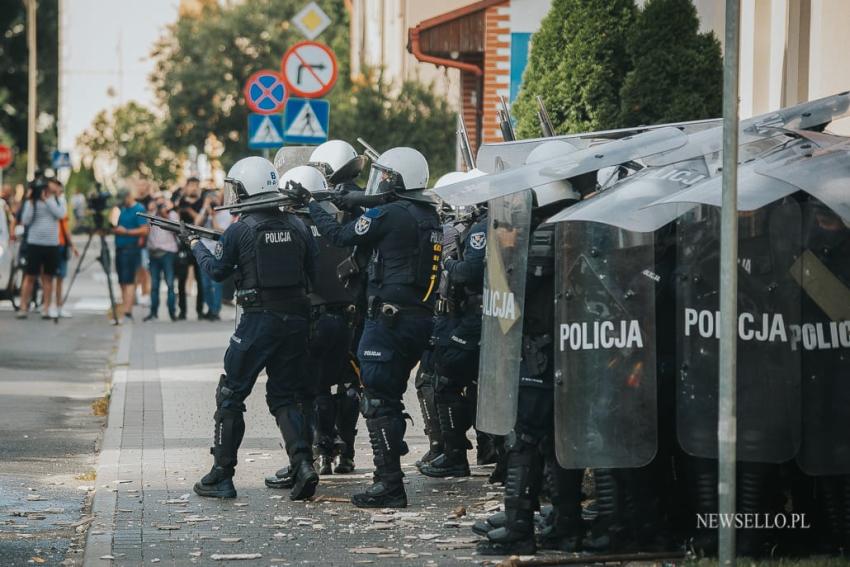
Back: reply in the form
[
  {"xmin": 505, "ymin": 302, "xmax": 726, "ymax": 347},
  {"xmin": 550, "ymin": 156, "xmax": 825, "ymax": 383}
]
[
  {"xmin": 248, "ymin": 113, "xmax": 285, "ymax": 149},
  {"xmin": 52, "ymin": 150, "xmax": 72, "ymax": 170},
  {"xmin": 281, "ymin": 41, "xmax": 338, "ymax": 99},
  {"xmin": 243, "ymin": 69, "xmax": 287, "ymax": 115},
  {"xmin": 283, "ymin": 97, "xmax": 329, "ymax": 145},
  {"xmin": 292, "ymin": 2, "xmax": 331, "ymax": 40},
  {"xmin": 0, "ymin": 145, "xmax": 12, "ymax": 169}
]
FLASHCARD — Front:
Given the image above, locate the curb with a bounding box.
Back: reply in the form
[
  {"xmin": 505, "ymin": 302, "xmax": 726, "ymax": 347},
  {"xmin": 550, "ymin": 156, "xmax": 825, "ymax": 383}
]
[{"xmin": 82, "ymin": 324, "xmax": 132, "ymax": 566}]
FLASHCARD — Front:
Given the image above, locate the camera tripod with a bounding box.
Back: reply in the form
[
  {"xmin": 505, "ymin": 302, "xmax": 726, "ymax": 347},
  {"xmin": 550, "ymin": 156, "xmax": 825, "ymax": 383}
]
[{"xmin": 62, "ymin": 218, "xmax": 120, "ymax": 325}]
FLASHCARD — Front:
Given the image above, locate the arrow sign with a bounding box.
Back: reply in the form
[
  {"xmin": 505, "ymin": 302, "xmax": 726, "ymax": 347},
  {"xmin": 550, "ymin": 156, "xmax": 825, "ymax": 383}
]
[
  {"xmin": 248, "ymin": 113, "xmax": 285, "ymax": 149},
  {"xmin": 283, "ymin": 97, "xmax": 330, "ymax": 145},
  {"xmin": 243, "ymin": 70, "xmax": 287, "ymax": 115},
  {"xmin": 281, "ymin": 40, "xmax": 338, "ymax": 99}
]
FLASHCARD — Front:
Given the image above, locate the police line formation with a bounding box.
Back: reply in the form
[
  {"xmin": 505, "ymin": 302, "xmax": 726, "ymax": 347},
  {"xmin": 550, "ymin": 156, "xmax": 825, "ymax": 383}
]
[{"xmin": 157, "ymin": 90, "xmax": 850, "ymax": 558}]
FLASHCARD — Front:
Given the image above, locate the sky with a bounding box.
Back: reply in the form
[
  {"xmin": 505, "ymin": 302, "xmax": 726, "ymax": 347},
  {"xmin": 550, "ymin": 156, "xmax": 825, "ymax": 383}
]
[{"xmin": 59, "ymin": 0, "xmax": 179, "ymax": 152}]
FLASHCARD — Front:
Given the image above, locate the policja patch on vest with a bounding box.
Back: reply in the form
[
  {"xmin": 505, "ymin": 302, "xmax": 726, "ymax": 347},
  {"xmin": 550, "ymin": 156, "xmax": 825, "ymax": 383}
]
[{"xmin": 470, "ymin": 232, "xmax": 486, "ymax": 250}]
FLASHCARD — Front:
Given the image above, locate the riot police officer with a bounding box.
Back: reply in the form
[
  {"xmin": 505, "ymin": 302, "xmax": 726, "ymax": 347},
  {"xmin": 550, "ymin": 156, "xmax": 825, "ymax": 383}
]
[
  {"xmin": 285, "ymin": 147, "xmax": 441, "ymax": 508},
  {"xmin": 188, "ymin": 156, "xmax": 320, "ymax": 501},
  {"xmin": 420, "ymin": 171, "xmax": 488, "ymax": 478}
]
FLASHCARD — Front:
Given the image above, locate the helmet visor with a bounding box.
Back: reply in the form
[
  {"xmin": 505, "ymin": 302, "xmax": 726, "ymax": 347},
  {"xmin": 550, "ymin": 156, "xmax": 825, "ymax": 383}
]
[
  {"xmin": 365, "ymin": 163, "xmax": 400, "ymax": 196},
  {"xmin": 222, "ymin": 177, "xmax": 245, "ymax": 206}
]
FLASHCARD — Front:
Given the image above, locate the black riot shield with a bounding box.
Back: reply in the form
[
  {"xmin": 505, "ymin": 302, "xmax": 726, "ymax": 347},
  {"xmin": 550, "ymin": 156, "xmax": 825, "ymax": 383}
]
[
  {"xmin": 793, "ymin": 201, "xmax": 850, "ymax": 474},
  {"xmin": 553, "ymin": 221, "xmax": 658, "ymax": 468},
  {"xmin": 675, "ymin": 201, "xmax": 801, "ymax": 462},
  {"xmin": 476, "ymin": 190, "xmax": 533, "ymax": 435}
]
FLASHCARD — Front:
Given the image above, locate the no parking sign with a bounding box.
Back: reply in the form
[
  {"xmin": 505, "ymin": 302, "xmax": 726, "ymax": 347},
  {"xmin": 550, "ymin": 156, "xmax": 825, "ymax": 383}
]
[{"xmin": 243, "ymin": 69, "xmax": 287, "ymax": 114}]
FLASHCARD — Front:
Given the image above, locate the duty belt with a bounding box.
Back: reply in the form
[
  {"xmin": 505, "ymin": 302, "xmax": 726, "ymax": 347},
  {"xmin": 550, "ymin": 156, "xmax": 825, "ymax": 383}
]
[
  {"xmin": 366, "ymin": 296, "xmax": 432, "ymax": 321},
  {"xmin": 311, "ymin": 303, "xmax": 357, "ymax": 320}
]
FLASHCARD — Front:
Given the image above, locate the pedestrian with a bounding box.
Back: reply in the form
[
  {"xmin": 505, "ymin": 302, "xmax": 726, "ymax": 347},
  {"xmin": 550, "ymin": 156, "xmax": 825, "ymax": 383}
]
[
  {"xmin": 285, "ymin": 147, "xmax": 441, "ymax": 508},
  {"xmin": 174, "ymin": 176, "xmax": 206, "ymax": 320},
  {"xmin": 134, "ymin": 180, "xmax": 154, "ymax": 308},
  {"xmin": 187, "ymin": 157, "xmax": 319, "ymax": 501},
  {"xmin": 54, "ymin": 179, "xmax": 78, "ymax": 318},
  {"xmin": 110, "ymin": 188, "xmax": 149, "ymax": 323},
  {"xmin": 17, "ymin": 175, "xmax": 66, "ymax": 319},
  {"xmin": 144, "ymin": 197, "xmax": 178, "ymax": 322},
  {"xmin": 197, "ymin": 188, "xmax": 230, "ymax": 321}
]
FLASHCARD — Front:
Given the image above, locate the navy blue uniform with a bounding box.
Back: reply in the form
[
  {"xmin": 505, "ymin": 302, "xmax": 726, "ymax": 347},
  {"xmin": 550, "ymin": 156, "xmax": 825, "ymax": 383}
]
[
  {"xmin": 308, "ymin": 197, "xmax": 440, "ymax": 503},
  {"xmin": 192, "ymin": 209, "xmax": 319, "ymax": 483}
]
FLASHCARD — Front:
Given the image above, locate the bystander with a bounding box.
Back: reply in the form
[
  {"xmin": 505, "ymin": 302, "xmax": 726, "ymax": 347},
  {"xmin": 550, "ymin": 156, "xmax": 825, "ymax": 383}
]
[
  {"xmin": 110, "ymin": 189, "xmax": 149, "ymax": 322},
  {"xmin": 144, "ymin": 197, "xmax": 179, "ymax": 321}
]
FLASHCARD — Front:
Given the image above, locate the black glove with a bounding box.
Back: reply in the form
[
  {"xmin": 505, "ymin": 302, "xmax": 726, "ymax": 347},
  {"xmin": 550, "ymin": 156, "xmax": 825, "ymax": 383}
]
[
  {"xmin": 283, "ymin": 181, "xmax": 312, "ymax": 207},
  {"xmin": 177, "ymin": 221, "xmax": 196, "ymax": 247}
]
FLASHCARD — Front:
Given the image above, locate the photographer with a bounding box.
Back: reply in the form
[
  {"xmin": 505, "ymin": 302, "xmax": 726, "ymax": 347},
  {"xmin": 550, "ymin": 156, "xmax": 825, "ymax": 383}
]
[
  {"xmin": 16, "ymin": 175, "xmax": 67, "ymax": 319},
  {"xmin": 144, "ymin": 197, "xmax": 178, "ymax": 322},
  {"xmin": 111, "ymin": 189, "xmax": 149, "ymax": 322},
  {"xmin": 174, "ymin": 176, "xmax": 206, "ymax": 320}
]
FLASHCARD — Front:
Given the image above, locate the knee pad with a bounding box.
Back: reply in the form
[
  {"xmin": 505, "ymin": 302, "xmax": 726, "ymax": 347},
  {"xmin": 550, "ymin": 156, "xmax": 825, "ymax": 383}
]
[
  {"xmin": 216, "ymin": 374, "xmax": 246, "ymax": 412},
  {"xmin": 506, "ymin": 430, "xmax": 542, "ymax": 454},
  {"xmin": 359, "ymin": 392, "xmax": 400, "ymax": 419},
  {"xmin": 414, "ymin": 369, "xmax": 435, "ymax": 390}
]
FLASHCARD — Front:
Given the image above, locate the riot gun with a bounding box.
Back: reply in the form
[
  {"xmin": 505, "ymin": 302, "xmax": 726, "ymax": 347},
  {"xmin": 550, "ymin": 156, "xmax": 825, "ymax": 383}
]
[
  {"xmin": 498, "ymin": 95, "xmax": 517, "ymax": 142},
  {"xmin": 457, "ymin": 114, "xmax": 476, "ymax": 170},
  {"xmin": 215, "ymin": 193, "xmax": 296, "ymax": 215},
  {"xmin": 356, "ymin": 137, "xmax": 381, "ymax": 161},
  {"xmin": 137, "ymin": 212, "xmax": 222, "ymax": 241},
  {"xmin": 536, "ymin": 95, "xmax": 556, "ymax": 138}
]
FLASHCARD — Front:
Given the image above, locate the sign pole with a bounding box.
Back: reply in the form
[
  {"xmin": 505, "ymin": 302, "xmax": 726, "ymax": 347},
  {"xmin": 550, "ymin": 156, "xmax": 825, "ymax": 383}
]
[
  {"xmin": 718, "ymin": 0, "xmax": 741, "ymax": 565},
  {"xmin": 26, "ymin": 0, "xmax": 38, "ymax": 180},
  {"xmin": 263, "ymin": 148, "xmax": 270, "ymax": 160}
]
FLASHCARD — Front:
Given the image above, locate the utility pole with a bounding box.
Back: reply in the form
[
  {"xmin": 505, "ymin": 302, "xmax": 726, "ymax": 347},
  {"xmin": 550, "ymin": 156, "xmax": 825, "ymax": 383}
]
[
  {"xmin": 26, "ymin": 0, "xmax": 38, "ymax": 180},
  {"xmin": 718, "ymin": 0, "xmax": 741, "ymax": 565}
]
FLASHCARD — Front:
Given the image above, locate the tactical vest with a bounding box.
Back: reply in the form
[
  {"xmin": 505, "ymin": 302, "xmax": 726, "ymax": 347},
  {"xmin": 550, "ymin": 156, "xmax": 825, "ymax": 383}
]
[
  {"xmin": 368, "ymin": 200, "xmax": 442, "ymax": 301},
  {"xmin": 297, "ymin": 213, "xmax": 355, "ymax": 306},
  {"xmin": 524, "ymin": 223, "xmax": 556, "ymax": 337},
  {"xmin": 437, "ymin": 218, "xmax": 470, "ymax": 302},
  {"xmin": 238, "ymin": 212, "xmax": 308, "ymax": 303}
]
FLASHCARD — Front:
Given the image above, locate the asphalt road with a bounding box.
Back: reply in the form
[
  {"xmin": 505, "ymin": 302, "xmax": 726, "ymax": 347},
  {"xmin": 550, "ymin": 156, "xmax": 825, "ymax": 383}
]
[{"xmin": 0, "ymin": 235, "xmax": 119, "ymax": 566}]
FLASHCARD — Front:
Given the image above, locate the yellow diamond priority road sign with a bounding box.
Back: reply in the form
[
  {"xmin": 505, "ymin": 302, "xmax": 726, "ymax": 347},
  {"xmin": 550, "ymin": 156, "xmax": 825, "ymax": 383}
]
[{"xmin": 292, "ymin": 2, "xmax": 331, "ymax": 40}]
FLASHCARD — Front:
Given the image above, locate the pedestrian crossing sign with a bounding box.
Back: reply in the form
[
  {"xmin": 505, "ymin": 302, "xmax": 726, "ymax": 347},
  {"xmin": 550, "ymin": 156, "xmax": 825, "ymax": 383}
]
[
  {"xmin": 247, "ymin": 113, "xmax": 285, "ymax": 149},
  {"xmin": 283, "ymin": 97, "xmax": 330, "ymax": 145}
]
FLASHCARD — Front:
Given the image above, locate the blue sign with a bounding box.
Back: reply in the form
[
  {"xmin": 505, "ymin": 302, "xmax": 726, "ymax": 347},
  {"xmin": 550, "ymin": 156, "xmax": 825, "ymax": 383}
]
[
  {"xmin": 247, "ymin": 113, "xmax": 285, "ymax": 149},
  {"xmin": 52, "ymin": 150, "xmax": 72, "ymax": 170},
  {"xmin": 244, "ymin": 70, "xmax": 286, "ymax": 114},
  {"xmin": 283, "ymin": 97, "xmax": 329, "ymax": 145},
  {"xmin": 510, "ymin": 33, "xmax": 532, "ymax": 102}
]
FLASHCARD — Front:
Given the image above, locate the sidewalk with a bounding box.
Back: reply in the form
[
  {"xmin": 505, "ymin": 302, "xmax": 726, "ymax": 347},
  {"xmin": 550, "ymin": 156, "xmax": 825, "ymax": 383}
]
[{"xmin": 82, "ymin": 314, "xmax": 506, "ymax": 566}]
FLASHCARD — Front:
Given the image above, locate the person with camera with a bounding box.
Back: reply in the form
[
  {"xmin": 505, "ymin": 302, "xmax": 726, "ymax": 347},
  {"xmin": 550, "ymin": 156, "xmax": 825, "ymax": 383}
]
[
  {"xmin": 16, "ymin": 175, "xmax": 67, "ymax": 319},
  {"xmin": 144, "ymin": 197, "xmax": 179, "ymax": 322},
  {"xmin": 174, "ymin": 176, "xmax": 207, "ymax": 320},
  {"xmin": 111, "ymin": 189, "xmax": 149, "ymax": 323}
]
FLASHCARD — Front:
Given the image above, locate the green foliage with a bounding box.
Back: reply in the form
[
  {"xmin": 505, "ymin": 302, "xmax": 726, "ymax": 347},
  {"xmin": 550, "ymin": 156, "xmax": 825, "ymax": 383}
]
[
  {"xmin": 65, "ymin": 163, "xmax": 98, "ymax": 195},
  {"xmin": 513, "ymin": 0, "xmax": 635, "ymax": 138},
  {"xmin": 76, "ymin": 102, "xmax": 176, "ymax": 185},
  {"xmin": 331, "ymin": 73, "xmax": 456, "ymax": 183},
  {"xmin": 0, "ymin": 0, "xmax": 58, "ymax": 172},
  {"xmin": 618, "ymin": 0, "xmax": 722, "ymax": 125}
]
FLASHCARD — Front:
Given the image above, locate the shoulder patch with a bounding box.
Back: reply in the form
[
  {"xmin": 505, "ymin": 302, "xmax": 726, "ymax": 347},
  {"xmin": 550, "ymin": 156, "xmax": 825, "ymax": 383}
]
[
  {"xmin": 364, "ymin": 208, "xmax": 384, "ymax": 219},
  {"xmin": 469, "ymin": 231, "xmax": 487, "ymax": 250},
  {"xmin": 354, "ymin": 215, "xmax": 372, "ymax": 235},
  {"xmin": 214, "ymin": 241, "xmax": 224, "ymax": 260}
]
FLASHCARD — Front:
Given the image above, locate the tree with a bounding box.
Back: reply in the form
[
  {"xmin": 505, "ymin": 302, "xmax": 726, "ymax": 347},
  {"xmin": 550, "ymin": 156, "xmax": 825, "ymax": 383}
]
[
  {"xmin": 512, "ymin": 0, "xmax": 635, "ymax": 138},
  {"xmin": 618, "ymin": 0, "xmax": 722, "ymax": 126},
  {"xmin": 77, "ymin": 102, "xmax": 176, "ymax": 185}
]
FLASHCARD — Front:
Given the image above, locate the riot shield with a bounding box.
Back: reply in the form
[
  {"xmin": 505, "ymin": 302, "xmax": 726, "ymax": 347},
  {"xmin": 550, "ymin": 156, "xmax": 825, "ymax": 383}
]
[
  {"xmin": 675, "ymin": 201, "xmax": 801, "ymax": 462},
  {"xmin": 434, "ymin": 127, "xmax": 688, "ymax": 208},
  {"xmin": 794, "ymin": 199, "xmax": 850, "ymax": 474},
  {"xmin": 476, "ymin": 189, "xmax": 533, "ymax": 435},
  {"xmin": 273, "ymin": 146, "xmax": 314, "ymax": 176},
  {"xmin": 553, "ymin": 221, "xmax": 658, "ymax": 468}
]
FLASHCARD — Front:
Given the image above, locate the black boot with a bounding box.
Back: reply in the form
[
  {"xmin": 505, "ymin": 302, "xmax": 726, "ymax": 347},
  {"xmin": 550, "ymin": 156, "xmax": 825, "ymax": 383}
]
[
  {"xmin": 194, "ymin": 400, "xmax": 244, "ymax": 499},
  {"xmin": 477, "ymin": 441, "xmax": 542, "ymax": 555},
  {"xmin": 275, "ymin": 402, "xmax": 319, "ymax": 501},
  {"xmin": 414, "ymin": 372, "xmax": 443, "ymax": 469},
  {"xmin": 476, "ymin": 432, "xmax": 499, "ymax": 466},
  {"xmin": 334, "ymin": 388, "xmax": 359, "ymax": 473},
  {"xmin": 351, "ymin": 415, "xmax": 408, "ymax": 508},
  {"xmin": 264, "ymin": 466, "xmax": 294, "ymax": 489},
  {"xmin": 472, "ymin": 511, "xmax": 506, "ymax": 536},
  {"xmin": 539, "ymin": 462, "xmax": 583, "ymax": 552},
  {"xmin": 488, "ymin": 436, "xmax": 507, "ymax": 484},
  {"xmin": 313, "ymin": 394, "xmax": 337, "ymax": 476},
  {"xmin": 584, "ymin": 469, "xmax": 631, "ymax": 552},
  {"xmin": 420, "ymin": 398, "xmax": 471, "ymax": 478}
]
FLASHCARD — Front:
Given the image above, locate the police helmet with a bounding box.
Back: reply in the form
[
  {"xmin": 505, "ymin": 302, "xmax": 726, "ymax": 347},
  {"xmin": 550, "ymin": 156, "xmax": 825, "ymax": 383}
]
[
  {"xmin": 365, "ymin": 147, "xmax": 432, "ymax": 203},
  {"xmin": 279, "ymin": 165, "xmax": 330, "ymax": 197},
  {"xmin": 433, "ymin": 171, "xmax": 468, "ymax": 188},
  {"xmin": 525, "ymin": 140, "xmax": 580, "ymax": 207},
  {"xmin": 308, "ymin": 140, "xmax": 367, "ymax": 185},
  {"xmin": 224, "ymin": 157, "xmax": 279, "ymax": 204}
]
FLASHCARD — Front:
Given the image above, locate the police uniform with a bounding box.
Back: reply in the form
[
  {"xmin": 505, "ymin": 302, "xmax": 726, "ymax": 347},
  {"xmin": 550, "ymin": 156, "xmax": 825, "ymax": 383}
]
[
  {"xmin": 420, "ymin": 214, "xmax": 488, "ymax": 476},
  {"xmin": 480, "ymin": 221, "xmax": 583, "ymax": 555},
  {"xmin": 191, "ymin": 208, "xmax": 319, "ymax": 498},
  {"xmin": 308, "ymin": 197, "xmax": 441, "ymax": 507}
]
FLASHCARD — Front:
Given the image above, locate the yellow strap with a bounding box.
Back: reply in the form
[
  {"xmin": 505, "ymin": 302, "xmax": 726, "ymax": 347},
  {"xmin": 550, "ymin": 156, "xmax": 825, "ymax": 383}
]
[{"xmin": 790, "ymin": 250, "xmax": 850, "ymax": 321}]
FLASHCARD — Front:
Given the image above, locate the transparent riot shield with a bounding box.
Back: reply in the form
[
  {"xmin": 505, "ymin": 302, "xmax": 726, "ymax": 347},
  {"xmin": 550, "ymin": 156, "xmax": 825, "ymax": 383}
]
[
  {"xmin": 476, "ymin": 190, "xmax": 533, "ymax": 435},
  {"xmin": 675, "ymin": 202, "xmax": 801, "ymax": 462},
  {"xmin": 553, "ymin": 221, "xmax": 658, "ymax": 468},
  {"xmin": 273, "ymin": 146, "xmax": 314, "ymax": 176},
  {"xmin": 794, "ymin": 200, "xmax": 850, "ymax": 474}
]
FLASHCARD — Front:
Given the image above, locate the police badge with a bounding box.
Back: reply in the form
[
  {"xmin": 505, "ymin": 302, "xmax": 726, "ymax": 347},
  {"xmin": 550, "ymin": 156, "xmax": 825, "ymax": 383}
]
[
  {"xmin": 354, "ymin": 215, "xmax": 372, "ymax": 235},
  {"xmin": 214, "ymin": 241, "xmax": 224, "ymax": 260},
  {"xmin": 470, "ymin": 231, "xmax": 486, "ymax": 250}
]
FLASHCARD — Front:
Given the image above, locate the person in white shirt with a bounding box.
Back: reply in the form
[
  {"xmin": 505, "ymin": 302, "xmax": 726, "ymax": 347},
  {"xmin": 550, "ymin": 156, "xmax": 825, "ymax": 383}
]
[{"xmin": 144, "ymin": 197, "xmax": 179, "ymax": 321}]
